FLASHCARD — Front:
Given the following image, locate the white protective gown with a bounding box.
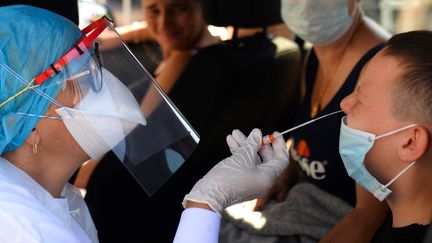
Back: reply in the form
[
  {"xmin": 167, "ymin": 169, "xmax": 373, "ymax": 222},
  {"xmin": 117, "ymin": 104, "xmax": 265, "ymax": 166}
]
[
  {"xmin": 173, "ymin": 207, "xmax": 220, "ymax": 243},
  {"xmin": 0, "ymin": 157, "xmax": 98, "ymax": 243}
]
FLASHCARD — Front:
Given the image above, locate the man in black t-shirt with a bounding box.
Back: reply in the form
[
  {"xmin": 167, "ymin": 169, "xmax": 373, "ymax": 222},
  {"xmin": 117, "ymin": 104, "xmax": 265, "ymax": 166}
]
[{"xmin": 339, "ymin": 31, "xmax": 432, "ymax": 242}]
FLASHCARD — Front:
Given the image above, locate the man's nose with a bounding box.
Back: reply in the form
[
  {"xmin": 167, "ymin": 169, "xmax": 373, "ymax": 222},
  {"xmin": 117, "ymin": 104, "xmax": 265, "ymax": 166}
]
[{"xmin": 340, "ymin": 93, "xmax": 355, "ymax": 114}]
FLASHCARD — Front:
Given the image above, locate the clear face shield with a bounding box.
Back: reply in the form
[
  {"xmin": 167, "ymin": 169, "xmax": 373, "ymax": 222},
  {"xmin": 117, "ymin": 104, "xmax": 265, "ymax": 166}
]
[{"xmin": 0, "ymin": 17, "xmax": 199, "ymax": 196}]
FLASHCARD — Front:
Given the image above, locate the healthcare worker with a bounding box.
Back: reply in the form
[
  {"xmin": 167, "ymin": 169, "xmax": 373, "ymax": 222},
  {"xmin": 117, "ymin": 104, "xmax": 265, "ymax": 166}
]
[
  {"xmin": 0, "ymin": 5, "xmax": 99, "ymax": 242},
  {"xmin": 0, "ymin": 5, "xmax": 289, "ymax": 242}
]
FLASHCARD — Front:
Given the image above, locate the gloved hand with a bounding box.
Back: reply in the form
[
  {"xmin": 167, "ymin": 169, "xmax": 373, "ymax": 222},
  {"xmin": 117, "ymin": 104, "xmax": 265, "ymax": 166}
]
[
  {"xmin": 226, "ymin": 129, "xmax": 248, "ymax": 154},
  {"xmin": 183, "ymin": 128, "xmax": 289, "ymax": 214},
  {"xmin": 227, "ymin": 129, "xmax": 281, "ymax": 164},
  {"xmin": 226, "ymin": 129, "xmax": 290, "ymax": 211}
]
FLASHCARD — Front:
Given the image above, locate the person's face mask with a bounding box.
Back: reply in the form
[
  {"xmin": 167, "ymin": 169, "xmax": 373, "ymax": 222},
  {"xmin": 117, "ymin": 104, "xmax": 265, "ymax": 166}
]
[
  {"xmin": 281, "ymin": 0, "xmax": 353, "ymax": 45},
  {"xmin": 339, "ymin": 116, "xmax": 417, "ymax": 201},
  {"xmin": 55, "ymin": 68, "xmax": 146, "ymax": 160}
]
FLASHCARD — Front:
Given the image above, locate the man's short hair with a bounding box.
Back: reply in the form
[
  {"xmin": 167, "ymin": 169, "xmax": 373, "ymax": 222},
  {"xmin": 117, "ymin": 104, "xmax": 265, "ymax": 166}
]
[{"xmin": 383, "ymin": 30, "xmax": 432, "ymax": 125}]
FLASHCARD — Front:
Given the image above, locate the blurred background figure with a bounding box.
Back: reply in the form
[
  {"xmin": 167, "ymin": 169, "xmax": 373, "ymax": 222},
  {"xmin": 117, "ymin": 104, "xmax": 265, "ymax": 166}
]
[{"xmin": 138, "ymin": 0, "xmax": 220, "ymax": 93}]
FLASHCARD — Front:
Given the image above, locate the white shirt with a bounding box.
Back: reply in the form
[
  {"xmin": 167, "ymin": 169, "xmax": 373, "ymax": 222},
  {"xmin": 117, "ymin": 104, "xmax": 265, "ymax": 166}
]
[
  {"xmin": 0, "ymin": 157, "xmax": 98, "ymax": 243},
  {"xmin": 173, "ymin": 207, "xmax": 220, "ymax": 243}
]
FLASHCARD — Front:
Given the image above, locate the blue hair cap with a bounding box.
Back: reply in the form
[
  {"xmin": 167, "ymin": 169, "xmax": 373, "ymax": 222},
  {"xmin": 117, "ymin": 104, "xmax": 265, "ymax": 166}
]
[{"xmin": 0, "ymin": 5, "xmax": 83, "ymax": 153}]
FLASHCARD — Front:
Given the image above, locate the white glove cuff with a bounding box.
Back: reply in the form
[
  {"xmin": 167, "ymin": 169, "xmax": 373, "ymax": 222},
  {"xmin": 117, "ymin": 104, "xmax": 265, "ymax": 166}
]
[{"xmin": 182, "ymin": 193, "xmax": 223, "ymax": 216}]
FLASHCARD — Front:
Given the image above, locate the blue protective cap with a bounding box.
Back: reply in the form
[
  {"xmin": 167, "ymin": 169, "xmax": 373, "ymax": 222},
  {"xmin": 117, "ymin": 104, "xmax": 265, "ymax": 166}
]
[{"xmin": 0, "ymin": 5, "xmax": 83, "ymax": 153}]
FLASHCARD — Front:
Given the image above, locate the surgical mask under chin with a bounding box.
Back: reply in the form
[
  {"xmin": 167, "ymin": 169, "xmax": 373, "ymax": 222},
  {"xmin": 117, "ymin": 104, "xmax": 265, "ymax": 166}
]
[
  {"xmin": 339, "ymin": 117, "xmax": 417, "ymax": 201},
  {"xmin": 281, "ymin": 0, "xmax": 353, "ymax": 45},
  {"xmin": 55, "ymin": 68, "xmax": 146, "ymax": 160}
]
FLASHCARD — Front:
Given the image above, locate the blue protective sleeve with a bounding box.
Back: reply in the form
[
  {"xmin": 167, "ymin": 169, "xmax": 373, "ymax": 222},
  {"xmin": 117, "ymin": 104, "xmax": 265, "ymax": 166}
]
[{"xmin": 173, "ymin": 207, "xmax": 221, "ymax": 243}]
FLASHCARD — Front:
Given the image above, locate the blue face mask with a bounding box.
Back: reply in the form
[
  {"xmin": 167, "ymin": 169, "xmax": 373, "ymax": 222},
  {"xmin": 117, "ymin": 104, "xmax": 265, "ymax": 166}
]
[
  {"xmin": 281, "ymin": 0, "xmax": 353, "ymax": 45},
  {"xmin": 339, "ymin": 116, "xmax": 417, "ymax": 201}
]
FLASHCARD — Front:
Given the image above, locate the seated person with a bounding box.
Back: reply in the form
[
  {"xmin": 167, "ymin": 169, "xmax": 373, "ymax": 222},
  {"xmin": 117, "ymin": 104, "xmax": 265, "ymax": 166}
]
[
  {"xmin": 100, "ymin": 0, "xmax": 219, "ymax": 87},
  {"xmin": 174, "ymin": 30, "xmax": 432, "ymax": 243},
  {"xmin": 341, "ymin": 30, "xmax": 432, "ymax": 242}
]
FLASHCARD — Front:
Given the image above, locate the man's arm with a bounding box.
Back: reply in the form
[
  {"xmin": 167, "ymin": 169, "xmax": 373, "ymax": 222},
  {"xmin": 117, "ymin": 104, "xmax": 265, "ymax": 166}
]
[{"xmin": 320, "ymin": 184, "xmax": 389, "ymax": 243}]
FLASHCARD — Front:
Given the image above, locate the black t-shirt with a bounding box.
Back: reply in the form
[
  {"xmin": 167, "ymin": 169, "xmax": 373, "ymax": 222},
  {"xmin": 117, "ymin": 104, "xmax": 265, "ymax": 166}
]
[
  {"xmin": 373, "ymin": 213, "xmax": 429, "ymax": 243},
  {"xmin": 290, "ymin": 44, "xmax": 384, "ymax": 206}
]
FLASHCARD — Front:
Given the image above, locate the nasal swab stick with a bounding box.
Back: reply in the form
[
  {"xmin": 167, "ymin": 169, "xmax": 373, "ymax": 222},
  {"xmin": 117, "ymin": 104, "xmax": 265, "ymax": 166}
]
[{"xmin": 261, "ymin": 110, "xmax": 343, "ymax": 145}]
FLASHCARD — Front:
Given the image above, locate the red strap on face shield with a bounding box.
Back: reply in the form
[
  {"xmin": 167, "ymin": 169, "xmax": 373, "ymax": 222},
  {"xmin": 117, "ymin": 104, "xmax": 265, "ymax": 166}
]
[{"xmin": 34, "ymin": 17, "xmax": 110, "ymax": 85}]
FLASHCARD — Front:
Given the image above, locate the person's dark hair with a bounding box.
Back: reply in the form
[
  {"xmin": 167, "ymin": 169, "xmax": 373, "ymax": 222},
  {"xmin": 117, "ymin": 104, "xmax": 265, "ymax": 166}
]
[{"xmin": 382, "ymin": 30, "xmax": 432, "ymax": 125}]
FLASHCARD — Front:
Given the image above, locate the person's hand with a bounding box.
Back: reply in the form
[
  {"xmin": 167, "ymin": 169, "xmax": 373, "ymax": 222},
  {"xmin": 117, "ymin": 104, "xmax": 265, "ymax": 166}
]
[
  {"xmin": 226, "ymin": 129, "xmax": 295, "ymax": 211},
  {"xmin": 183, "ymin": 128, "xmax": 289, "ymax": 214},
  {"xmin": 226, "ymin": 129, "xmax": 248, "ymax": 154},
  {"xmin": 253, "ymin": 168, "xmax": 293, "ymax": 211},
  {"xmin": 226, "ymin": 129, "xmax": 281, "ymax": 163}
]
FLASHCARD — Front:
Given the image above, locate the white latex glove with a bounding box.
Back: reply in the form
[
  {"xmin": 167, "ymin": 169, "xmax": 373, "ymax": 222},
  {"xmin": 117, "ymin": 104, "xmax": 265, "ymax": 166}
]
[
  {"xmin": 183, "ymin": 128, "xmax": 289, "ymax": 214},
  {"xmin": 226, "ymin": 129, "xmax": 248, "ymax": 154},
  {"xmin": 227, "ymin": 129, "xmax": 281, "ymax": 162}
]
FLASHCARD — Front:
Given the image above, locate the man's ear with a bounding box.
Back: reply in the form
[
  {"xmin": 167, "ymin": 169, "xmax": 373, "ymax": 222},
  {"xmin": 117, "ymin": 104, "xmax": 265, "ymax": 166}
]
[{"xmin": 398, "ymin": 126, "xmax": 429, "ymax": 162}]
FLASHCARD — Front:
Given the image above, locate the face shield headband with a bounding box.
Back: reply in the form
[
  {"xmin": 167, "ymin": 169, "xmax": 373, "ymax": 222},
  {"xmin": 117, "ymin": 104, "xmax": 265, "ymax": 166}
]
[
  {"xmin": 0, "ymin": 16, "xmax": 199, "ymax": 196},
  {"xmin": 0, "ymin": 17, "xmax": 109, "ymax": 111}
]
